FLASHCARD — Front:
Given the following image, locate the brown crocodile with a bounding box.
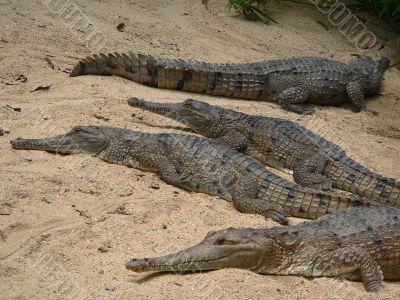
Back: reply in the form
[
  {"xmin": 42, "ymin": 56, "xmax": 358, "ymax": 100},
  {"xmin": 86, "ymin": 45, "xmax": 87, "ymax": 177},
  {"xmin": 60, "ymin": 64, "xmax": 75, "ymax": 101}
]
[
  {"xmin": 127, "ymin": 97, "xmax": 400, "ymax": 207},
  {"xmin": 10, "ymin": 126, "xmax": 373, "ymax": 224},
  {"xmin": 69, "ymin": 53, "xmax": 390, "ymax": 114},
  {"xmin": 126, "ymin": 205, "xmax": 400, "ymax": 292}
]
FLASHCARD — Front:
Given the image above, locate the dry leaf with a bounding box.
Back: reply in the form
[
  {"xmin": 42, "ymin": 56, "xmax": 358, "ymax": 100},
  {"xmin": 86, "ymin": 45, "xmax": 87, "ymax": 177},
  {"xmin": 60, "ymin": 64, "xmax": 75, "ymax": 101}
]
[
  {"xmin": 93, "ymin": 113, "xmax": 110, "ymax": 121},
  {"xmin": 6, "ymin": 105, "xmax": 21, "ymax": 112},
  {"xmin": 0, "ymin": 128, "xmax": 10, "ymax": 136},
  {"xmin": 45, "ymin": 56, "xmax": 55, "ymax": 69},
  {"xmin": 31, "ymin": 85, "xmax": 51, "ymax": 92},
  {"xmin": 1, "ymin": 74, "xmax": 27, "ymax": 85},
  {"xmin": 14, "ymin": 74, "xmax": 27, "ymax": 82}
]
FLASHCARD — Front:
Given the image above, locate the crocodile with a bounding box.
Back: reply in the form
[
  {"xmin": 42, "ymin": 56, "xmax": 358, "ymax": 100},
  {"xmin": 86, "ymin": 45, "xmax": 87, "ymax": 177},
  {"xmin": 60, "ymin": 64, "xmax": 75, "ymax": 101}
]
[
  {"xmin": 69, "ymin": 53, "xmax": 390, "ymax": 114},
  {"xmin": 127, "ymin": 97, "xmax": 400, "ymax": 207},
  {"xmin": 10, "ymin": 126, "xmax": 373, "ymax": 224},
  {"xmin": 126, "ymin": 206, "xmax": 400, "ymax": 292}
]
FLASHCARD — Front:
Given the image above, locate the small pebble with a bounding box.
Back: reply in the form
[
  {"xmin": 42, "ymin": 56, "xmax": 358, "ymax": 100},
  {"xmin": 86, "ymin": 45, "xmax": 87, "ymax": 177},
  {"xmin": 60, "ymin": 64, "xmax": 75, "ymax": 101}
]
[
  {"xmin": 150, "ymin": 181, "xmax": 160, "ymax": 190},
  {"xmin": 0, "ymin": 128, "xmax": 9, "ymax": 136},
  {"xmin": 118, "ymin": 191, "xmax": 133, "ymax": 197},
  {"xmin": 117, "ymin": 23, "xmax": 125, "ymax": 32},
  {"xmin": 95, "ymin": 216, "xmax": 107, "ymax": 223},
  {"xmin": 98, "ymin": 246, "xmax": 109, "ymax": 253},
  {"xmin": 58, "ymin": 186, "xmax": 68, "ymax": 195},
  {"xmin": 0, "ymin": 207, "xmax": 11, "ymax": 215},
  {"xmin": 105, "ymin": 283, "xmax": 115, "ymax": 292},
  {"xmin": 116, "ymin": 206, "xmax": 133, "ymax": 215}
]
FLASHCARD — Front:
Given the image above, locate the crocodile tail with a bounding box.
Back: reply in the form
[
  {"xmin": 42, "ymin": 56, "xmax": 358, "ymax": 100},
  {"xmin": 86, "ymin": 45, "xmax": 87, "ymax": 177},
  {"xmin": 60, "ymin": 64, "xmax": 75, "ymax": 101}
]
[
  {"xmin": 70, "ymin": 52, "xmax": 141, "ymax": 81},
  {"xmin": 282, "ymin": 187, "xmax": 373, "ymax": 220},
  {"xmin": 325, "ymin": 159, "xmax": 400, "ymax": 208},
  {"xmin": 257, "ymin": 174, "xmax": 373, "ymax": 220},
  {"xmin": 70, "ymin": 52, "xmax": 269, "ymax": 100}
]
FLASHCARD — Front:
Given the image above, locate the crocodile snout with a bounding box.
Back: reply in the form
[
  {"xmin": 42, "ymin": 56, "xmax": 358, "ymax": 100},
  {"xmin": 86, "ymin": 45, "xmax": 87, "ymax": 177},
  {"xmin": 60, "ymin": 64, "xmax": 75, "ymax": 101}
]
[
  {"xmin": 126, "ymin": 258, "xmax": 148, "ymax": 271},
  {"xmin": 127, "ymin": 97, "xmax": 146, "ymax": 107}
]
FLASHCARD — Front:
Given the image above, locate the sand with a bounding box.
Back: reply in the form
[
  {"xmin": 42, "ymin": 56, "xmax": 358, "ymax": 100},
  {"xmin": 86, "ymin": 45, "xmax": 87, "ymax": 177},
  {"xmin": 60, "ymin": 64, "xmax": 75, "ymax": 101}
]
[{"xmin": 0, "ymin": 0, "xmax": 399, "ymax": 299}]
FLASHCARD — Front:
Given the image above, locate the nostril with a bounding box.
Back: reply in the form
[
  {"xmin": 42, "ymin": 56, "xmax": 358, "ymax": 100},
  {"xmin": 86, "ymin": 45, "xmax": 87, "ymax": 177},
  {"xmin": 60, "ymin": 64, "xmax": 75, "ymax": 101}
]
[
  {"xmin": 128, "ymin": 97, "xmax": 143, "ymax": 105},
  {"xmin": 126, "ymin": 259, "xmax": 138, "ymax": 269}
]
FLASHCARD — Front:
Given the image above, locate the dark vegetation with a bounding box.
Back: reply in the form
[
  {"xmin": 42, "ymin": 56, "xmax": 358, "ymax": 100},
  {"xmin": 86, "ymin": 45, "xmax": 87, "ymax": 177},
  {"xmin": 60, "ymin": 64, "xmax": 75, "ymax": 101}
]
[
  {"xmin": 224, "ymin": 0, "xmax": 400, "ymax": 32},
  {"xmin": 357, "ymin": 0, "xmax": 400, "ymax": 32}
]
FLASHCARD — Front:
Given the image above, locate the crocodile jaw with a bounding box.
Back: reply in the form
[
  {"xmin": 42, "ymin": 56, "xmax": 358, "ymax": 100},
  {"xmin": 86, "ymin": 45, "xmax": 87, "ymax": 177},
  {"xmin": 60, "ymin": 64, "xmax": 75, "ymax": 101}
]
[
  {"xmin": 127, "ymin": 97, "xmax": 211, "ymax": 130},
  {"xmin": 10, "ymin": 134, "xmax": 100, "ymax": 154},
  {"xmin": 10, "ymin": 126, "xmax": 123, "ymax": 154},
  {"xmin": 128, "ymin": 97, "xmax": 189, "ymax": 121},
  {"xmin": 126, "ymin": 245, "xmax": 260, "ymax": 273},
  {"xmin": 126, "ymin": 229, "xmax": 263, "ymax": 273}
]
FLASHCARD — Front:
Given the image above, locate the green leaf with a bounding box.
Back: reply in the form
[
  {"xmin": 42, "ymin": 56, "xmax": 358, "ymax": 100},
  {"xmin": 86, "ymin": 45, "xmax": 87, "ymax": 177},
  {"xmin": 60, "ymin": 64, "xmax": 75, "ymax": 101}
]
[
  {"xmin": 392, "ymin": 2, "xmax": 400, "ymax": 17},
  {"xmin": 252, "ymin": 7, "xmax": 278, "ymax": 23}
]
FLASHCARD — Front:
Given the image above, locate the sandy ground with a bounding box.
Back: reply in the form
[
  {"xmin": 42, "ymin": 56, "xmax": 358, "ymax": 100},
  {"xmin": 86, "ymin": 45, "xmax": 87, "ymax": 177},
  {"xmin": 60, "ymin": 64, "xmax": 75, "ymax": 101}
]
[{"xmin": 1, "ymin": 0, "xmax": 400, "ymax": 299}]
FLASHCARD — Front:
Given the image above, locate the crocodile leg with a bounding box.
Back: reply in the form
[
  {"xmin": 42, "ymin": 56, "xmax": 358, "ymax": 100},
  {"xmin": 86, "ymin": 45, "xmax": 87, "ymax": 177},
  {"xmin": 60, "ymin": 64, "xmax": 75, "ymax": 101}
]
[
  {"xmin": 136, "ymin": 153, "xmax": 196, "ymax": 192},
  {"xmin": 232, "ymin": 176, "xmax": 288, "ymax": 224},
  {"xmin": 233, "ymin": 197, "xmax": 287, "ymax": 224},
  {"xmin": 312, "ymin": 247, "xmax": 383, "ymax": 292},
  {"xmin": 293, "ymin": 154, "xmax": 332, "ymax": 190},
  {"xmin": 278, "ymin": 87, "xmax": 315, "ymax": 114},
  {"xmin": 346, "ymin": 81, "xmax": 377, "ymax": 114},
  {"xmin": 215, "ymin": 130, "xmax": 248, "ymax": 152}
]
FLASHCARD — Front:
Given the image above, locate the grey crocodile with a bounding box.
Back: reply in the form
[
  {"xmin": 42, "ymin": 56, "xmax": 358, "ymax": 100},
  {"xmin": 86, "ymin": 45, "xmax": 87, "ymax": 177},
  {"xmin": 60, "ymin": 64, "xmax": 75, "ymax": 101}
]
[
  {"xmin": 70, "ymin": 53, "xmax": 389, "ymax": 114},
  {"xmin": 126, "ymin": 206, "xmax": 400, "ymax": 292},
  {"xmin": 10, "ymin": 126, "xmax": 373, "ymax": 224},
  {"xmin": 127, "ymin": 97, "xmax": 400, "ymax": 207}
]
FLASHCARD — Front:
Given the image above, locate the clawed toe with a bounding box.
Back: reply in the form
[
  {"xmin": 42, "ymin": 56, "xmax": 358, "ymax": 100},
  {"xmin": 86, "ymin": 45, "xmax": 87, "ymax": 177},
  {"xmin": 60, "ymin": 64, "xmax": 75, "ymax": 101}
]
[
  {"xmin": 271, "ymin": 214, "xmax": 289, "ymax": 225},
  {"xmin": 300, "ymin": 105, "xmax": 316, "ymax": 115},
  {"xmin": 360, "ymin": 107, "xmax": 378, "ymax": 116},
  {"xmin": 285, "ymin": 104, "xmax": 315, "ymax": 115},
  {"xmin": 263, "ymin": 204, "xmax": 288, "ymax": 225}
]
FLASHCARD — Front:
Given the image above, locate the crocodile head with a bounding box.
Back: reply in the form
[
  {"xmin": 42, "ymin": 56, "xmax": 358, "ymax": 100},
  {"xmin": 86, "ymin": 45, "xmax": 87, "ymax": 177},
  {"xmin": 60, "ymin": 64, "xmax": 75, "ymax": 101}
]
[
  {"xmin": 349, "ymin": 56, "xmax": 390, "ymax": 96},
  {"xmin": 126, "ymin": 227, "xmax": 296, "ymax": 274},
  {"xmin": 128, "ymin": 97, "xmax": 241, "ymax": 138},
  {"xmin": 10, "ymin": 126, "xmax": 142, "ymax": 155}
]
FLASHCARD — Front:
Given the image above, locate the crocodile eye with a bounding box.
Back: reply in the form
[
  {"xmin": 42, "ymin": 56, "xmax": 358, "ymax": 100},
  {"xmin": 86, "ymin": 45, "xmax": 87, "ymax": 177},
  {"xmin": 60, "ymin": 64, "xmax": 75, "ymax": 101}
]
[
  {"xmin": 183, "ymin": 100, "xmax": 194, "ymax": 108},
  {"xmin": 213, "ymin": 238, "xmax": 236, "ymax": 245},
  {"xmin": 214, "ymin": 238, "xmax": 227, "ymax": 245}
]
